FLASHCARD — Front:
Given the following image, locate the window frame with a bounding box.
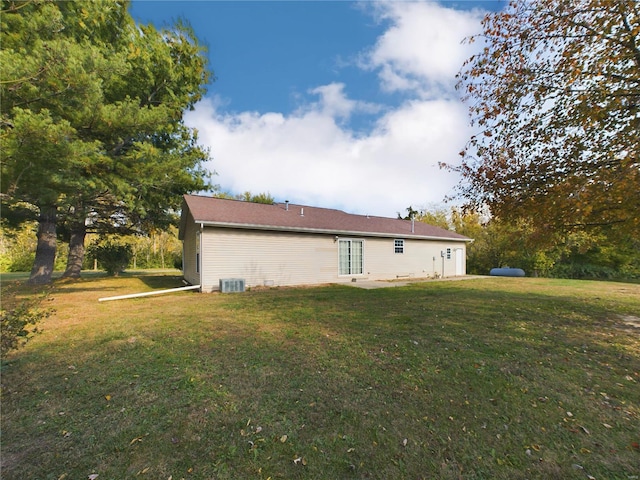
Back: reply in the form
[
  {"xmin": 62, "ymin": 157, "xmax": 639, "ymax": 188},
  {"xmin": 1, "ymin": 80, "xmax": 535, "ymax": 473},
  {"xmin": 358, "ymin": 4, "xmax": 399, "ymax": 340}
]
[
  {"xmin": 338, "ymin": 238, "xmax": 364, "ymax": 276},
  {"xmin": 394, "ymin": 239, "xmax": 404, "ymax": 254}
]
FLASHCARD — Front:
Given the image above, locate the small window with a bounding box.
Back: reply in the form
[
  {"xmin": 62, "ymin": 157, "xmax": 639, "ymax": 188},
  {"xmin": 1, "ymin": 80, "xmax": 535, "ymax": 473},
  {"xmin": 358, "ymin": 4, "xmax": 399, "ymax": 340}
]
[
  {"xmin": 446, "ymin": 248, "xmax": 451, "ymax": 260},
  {"xmin": 394, "ymin": 239, "xmax": 404, "ymax": 254}
]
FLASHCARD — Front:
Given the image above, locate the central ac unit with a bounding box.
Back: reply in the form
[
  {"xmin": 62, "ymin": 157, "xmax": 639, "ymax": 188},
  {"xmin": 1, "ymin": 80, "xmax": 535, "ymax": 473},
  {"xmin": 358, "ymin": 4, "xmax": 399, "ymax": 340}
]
[{"xmin": 219, "ymin": 278, "xmax": 245, "ymax": 293}]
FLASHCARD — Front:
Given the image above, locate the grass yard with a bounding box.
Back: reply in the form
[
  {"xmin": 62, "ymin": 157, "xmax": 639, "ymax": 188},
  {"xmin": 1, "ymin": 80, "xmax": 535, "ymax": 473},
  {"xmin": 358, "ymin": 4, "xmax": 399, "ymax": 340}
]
[{"xmin": 1, "ymin": 274, "xmax": 639, "ymax": 479}]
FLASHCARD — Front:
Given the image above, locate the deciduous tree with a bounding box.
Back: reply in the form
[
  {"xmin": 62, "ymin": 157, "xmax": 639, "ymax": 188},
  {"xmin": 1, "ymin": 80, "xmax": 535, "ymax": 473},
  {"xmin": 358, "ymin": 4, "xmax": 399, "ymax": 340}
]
[{"xmin": 452, "ymin": 0, "xmax": 639, "ymax": 241}]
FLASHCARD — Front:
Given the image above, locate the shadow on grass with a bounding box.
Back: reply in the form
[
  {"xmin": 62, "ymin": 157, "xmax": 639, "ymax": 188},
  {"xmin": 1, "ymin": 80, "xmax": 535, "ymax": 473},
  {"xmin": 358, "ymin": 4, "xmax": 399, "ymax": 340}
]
[{"xmin": 2, "ymin": 279, "xmax": 638, "ymax": 479}]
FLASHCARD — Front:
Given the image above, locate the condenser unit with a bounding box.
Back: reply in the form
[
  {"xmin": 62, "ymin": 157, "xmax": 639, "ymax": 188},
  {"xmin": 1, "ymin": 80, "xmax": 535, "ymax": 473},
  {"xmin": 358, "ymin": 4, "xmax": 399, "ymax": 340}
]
[{"xmin": 219, "ymin": 278, "xmax": 245, "ymax": 293}]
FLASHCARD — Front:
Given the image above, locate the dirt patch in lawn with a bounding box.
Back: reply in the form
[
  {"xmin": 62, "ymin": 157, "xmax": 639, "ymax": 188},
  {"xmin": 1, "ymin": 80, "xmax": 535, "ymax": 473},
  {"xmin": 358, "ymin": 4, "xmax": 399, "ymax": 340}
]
[{"xmin": 619, "ymin": 314, "xmax": 640, "ymax": 329}]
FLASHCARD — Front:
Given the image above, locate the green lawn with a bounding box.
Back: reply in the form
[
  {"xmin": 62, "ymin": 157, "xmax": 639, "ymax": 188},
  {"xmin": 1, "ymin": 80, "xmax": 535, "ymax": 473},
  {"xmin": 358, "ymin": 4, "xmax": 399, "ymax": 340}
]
[{"xmin": 1, "ymin": 275, "xmax": 638, "ymax": 479}]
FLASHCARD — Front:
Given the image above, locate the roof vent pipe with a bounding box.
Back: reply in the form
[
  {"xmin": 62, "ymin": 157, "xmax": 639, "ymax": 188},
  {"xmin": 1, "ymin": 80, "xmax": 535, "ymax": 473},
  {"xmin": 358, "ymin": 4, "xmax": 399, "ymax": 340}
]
[
  {"xmin": 285, "ymin": 200, "xmax": 289, "ymax": 211},
  {"xmin": 411, "ymin": 218, "xmax": 415, "ymax": 233},
  {"xmin": 300, "ymin": 207, "xmax": 304, "ymax": 217}
]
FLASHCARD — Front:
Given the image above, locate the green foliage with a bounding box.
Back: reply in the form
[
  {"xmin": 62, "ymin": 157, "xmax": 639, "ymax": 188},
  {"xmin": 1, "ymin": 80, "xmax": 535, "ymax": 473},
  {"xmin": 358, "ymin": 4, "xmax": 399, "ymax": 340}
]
[
  {"xmin": 549, "ymin": 239, "xmax": 640, "ymax": 280},
  {"xmin": 1, "ymin": 295, "xmax": 52, "ymax": 357},
  {"xmin": 0, "ymin": 222, "xmax": 36, "ymax": 272},
  {"xmin": 238, "ymin": 191, "xmax": 275, "ymax": 204},
  {"xmin": 87, "ymin": 237, "xmax": 132, "ymax": 276},
  {"xmin": 0, "ymin": 224, "xmax": 182, "ymax": 274},
  {"xmin": 0, "ymin": 222, "xmax": 67, "ymax": 273},
  {"xmin": 415, "ymin": 205, "xmax": 640, "ymax": 279},
  {"xmin": 126, "ymin": 227, "xmax": 182, "ymax": 270},
  {"xmin": 399, "ymin": 205, "xmax": 451, "ymax": 229},
  {"xmin": 0, "ymin": 0, "xmax": 213, "ymax": 283}
]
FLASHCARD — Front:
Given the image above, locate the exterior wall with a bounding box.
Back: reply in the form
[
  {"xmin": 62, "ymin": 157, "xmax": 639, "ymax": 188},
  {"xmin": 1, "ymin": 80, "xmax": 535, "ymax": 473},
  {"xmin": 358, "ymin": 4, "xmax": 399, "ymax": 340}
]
[
  {"xmin": 181, "ymin": 212, "xmax": 200, "ymax": 286},
  {"xmin": 199, "ymin": 228, "xmax": 338, "ymax": 291},
  {"xmin": 364, "ymin": 238, "xmax": 466, "ymax": 280},
  {"xmin": 195, "ymin": 226, "xmax": 467, "ymax": 292}
]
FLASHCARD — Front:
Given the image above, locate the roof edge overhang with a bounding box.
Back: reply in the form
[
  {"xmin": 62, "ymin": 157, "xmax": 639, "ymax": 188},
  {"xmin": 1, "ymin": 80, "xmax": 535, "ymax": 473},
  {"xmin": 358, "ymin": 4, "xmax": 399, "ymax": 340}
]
[{"xmin": 195, "ymin": 220, "xmax": 472, "ymax": 242}]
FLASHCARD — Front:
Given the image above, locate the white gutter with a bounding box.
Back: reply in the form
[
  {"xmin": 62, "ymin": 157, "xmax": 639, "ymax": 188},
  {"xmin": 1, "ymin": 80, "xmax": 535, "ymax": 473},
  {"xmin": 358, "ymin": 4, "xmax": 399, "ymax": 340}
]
[
  {"xmin": 98, "ymin": 284, "xmax": 201, "ymax": 302},
  {"xmin": 193, "ymin": 220, "xmax": 472, "ymax": 242}
]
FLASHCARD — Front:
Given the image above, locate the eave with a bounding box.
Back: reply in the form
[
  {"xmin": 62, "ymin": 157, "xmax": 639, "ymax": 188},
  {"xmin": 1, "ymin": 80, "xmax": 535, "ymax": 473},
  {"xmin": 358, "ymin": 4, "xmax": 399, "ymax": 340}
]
[{"xmin": 195, "ymin": 220, "xmax": 473, "ymax": 243}]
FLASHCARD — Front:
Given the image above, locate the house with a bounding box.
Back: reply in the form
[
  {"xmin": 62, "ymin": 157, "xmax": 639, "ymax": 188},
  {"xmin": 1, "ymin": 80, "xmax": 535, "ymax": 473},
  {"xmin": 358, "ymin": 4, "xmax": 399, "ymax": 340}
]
[{"xmin": 178, "ymin": 194, "xmax": 472, "ymax": 292}]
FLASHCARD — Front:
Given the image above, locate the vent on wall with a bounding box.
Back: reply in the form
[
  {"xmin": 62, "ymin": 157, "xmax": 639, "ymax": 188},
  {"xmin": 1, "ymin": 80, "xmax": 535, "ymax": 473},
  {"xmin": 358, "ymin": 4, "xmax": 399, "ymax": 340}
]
[{"xmin": 219, "ymin": 278, "xmax": 245, "ymax": 293}]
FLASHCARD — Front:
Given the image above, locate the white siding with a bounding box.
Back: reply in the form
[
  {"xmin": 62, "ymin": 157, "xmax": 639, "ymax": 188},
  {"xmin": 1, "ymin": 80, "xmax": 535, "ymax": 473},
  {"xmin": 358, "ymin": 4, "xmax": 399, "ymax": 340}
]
[
  {"xmin": 197, "ymin": 227, "xmax": 466, "ymax": 291},
  {"xmin": 364, "ymin": 238, "xmax": 465, "ymax": 280},
  {"xmin": 200, "ymin": 229, "xmax": 340, "ymax": 291}
]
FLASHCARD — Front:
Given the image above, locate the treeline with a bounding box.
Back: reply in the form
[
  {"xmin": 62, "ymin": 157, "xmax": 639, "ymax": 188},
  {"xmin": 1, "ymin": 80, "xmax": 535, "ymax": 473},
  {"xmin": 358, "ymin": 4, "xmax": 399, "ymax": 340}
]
[
  {"xmin": 400, "ymin": 206, "xmax": 640, "ymax": 280},
  {"xmin": 0, "ymin": 224, "xmax": 182, "ymax": 274},
  {"xmin": 0, "ymin": 192, "xmax": 275, "ymax": 275}
]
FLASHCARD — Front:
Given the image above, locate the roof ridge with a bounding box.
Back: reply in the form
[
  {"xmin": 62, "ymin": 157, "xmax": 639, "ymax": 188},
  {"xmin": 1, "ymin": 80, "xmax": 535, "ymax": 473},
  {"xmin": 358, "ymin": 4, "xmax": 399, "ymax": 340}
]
[{"xmin": 182, "ymin": 194, "xmax": 471, "ymax": 241}]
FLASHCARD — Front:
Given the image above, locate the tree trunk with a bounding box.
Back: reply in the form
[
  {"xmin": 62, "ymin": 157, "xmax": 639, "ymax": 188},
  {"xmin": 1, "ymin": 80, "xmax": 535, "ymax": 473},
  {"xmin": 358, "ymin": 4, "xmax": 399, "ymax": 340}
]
[
  {"xmin": 62, "ymin": 222, "xmax": 87, "ymax": 278},
  {"xmin": 28, "ymin": 205, "xmax": 57, "ymax": 285}
]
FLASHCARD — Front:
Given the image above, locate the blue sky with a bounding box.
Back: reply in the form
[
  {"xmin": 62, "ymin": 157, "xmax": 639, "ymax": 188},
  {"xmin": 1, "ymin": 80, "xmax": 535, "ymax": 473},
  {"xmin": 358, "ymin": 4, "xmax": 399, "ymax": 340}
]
[{"xmin": 130, "ymin": 1, "xmax": 506, "ymax": 218}]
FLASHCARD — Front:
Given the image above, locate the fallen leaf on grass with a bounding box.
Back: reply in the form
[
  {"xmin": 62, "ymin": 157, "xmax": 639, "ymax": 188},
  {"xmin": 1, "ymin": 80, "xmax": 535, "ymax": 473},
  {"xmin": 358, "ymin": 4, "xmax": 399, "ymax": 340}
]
[
  {"xmin": 105, "ymin": 395, "xmax": 111, "ymax": 401},
  {"xmin": 88, "ymin": 475, "xmax": 99, "ymax": 480},
  {"xmin": 280, "ymin": 435, "xmax": 288, "ymax": 443},
  {"xmin": 130, "ymin": 436, "xmax": 145, "ymax": 445},
  {"xmin": 602, "ymin": 423, "xmax": 612, "ymax": 429},
  {"xmin": 631, "ymin": 442, "xmax": 640, "ymax": 450}
]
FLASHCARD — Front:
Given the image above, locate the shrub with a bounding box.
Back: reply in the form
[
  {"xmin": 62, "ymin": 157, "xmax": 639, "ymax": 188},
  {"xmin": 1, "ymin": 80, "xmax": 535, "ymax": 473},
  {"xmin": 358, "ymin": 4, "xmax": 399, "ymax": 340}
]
[
  {"xmin": 87, "ymin": 238, "xmax": 132, "ymax": 276},
  {"xmin": 1, "ymin": 296, "xmax": 52, "ymax": 357},
  {"xmin": 172, "ymin": 251, "xmax": 182, "ymax": 270}
]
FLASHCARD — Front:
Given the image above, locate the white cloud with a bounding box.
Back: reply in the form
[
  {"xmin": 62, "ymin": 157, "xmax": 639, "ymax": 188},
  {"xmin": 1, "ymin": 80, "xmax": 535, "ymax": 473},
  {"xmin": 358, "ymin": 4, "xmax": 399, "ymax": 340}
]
[
  {"xmin": 305, "ymin": 83, "xmax": 382, "ymax": 120},
  {"xmin": 185, "ymin": 1, "xmax": 487, "ymax": 218},
  {"xmin": 364, "ymin": 2, "xmax": 485, "ymax": 96}
]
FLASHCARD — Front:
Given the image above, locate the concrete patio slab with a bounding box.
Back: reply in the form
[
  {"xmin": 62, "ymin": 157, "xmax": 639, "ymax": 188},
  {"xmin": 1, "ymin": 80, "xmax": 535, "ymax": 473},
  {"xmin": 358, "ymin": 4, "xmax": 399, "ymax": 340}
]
[{"xmin": 347, "ymin": 275, "xmax": 486, "ymax": 289}]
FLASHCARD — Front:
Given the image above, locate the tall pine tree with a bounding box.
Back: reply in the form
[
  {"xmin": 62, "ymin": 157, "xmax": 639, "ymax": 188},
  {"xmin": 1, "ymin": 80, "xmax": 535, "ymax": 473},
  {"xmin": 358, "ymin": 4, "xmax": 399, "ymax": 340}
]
[{"xmin": 1, "ymin": 0, "xmax": 212, "ymax": 283}]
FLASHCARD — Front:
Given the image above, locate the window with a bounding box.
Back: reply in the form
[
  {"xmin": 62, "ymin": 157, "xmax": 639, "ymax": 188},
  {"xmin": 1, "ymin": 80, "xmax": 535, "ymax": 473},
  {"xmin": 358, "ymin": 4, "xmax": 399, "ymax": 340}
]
[
  {"xmin": 339, "ymin": 239, "xmax": 363, "ymax": 275},
  {"xmin": 394, "ymin": 239, "xmax": 404, "ymax": 254},
  {"xmin": 446, "ymin": 248, "xmax": 451, "ymax": 260}
]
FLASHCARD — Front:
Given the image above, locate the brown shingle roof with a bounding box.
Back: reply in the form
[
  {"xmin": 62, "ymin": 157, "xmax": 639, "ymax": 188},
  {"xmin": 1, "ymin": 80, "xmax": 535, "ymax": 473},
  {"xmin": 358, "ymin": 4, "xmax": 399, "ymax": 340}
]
[{"xmin": 181, "ymin": 194, "xmax": 471, "ymax": 241}]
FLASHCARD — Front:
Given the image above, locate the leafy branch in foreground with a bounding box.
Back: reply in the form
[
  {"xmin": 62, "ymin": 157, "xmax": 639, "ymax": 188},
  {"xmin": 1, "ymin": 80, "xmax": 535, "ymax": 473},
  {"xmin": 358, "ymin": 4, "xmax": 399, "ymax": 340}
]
[
  {"xmin": 452, "ymin": 0, "xmax": 639, "ymax": 242},
  {"xmin": 1, "ymin": 294, "xmax": 53, "ymax": 357}
]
